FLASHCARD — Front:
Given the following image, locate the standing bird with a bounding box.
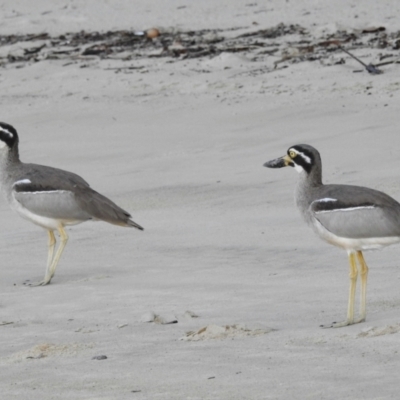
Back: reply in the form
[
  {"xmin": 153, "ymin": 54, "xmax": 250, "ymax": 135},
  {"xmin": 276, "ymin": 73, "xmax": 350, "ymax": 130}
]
[
  {"xmin": 0, "ymin": 122, "xmax": 143, "ymax": 286},
  {"xmin": 264, "ymin": 144, "xmax": 400, "ymax": 328}
]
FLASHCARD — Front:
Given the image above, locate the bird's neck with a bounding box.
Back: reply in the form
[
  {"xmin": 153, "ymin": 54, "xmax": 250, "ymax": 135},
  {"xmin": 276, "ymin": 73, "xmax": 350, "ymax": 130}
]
[
  {"xmin": 301, "ymin": 164, "xmax": 323, "ymax": 188},
  {"xmin": 0, "ymin": 145, "xmax": 20, "ymax": 164},
  {"xmin": 295, "ymin": 168, "xmax": 323, "ymax": 210},
  {"xmin": 0, "ymin": 146, "xmax": 21, "ymax": 183}
]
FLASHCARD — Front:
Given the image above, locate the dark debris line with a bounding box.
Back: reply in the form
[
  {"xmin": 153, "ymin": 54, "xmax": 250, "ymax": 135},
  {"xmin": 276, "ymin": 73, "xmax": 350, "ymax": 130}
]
[{"xmin": 0, "ymin": 23, "xmax": 399, "ymax": 73}]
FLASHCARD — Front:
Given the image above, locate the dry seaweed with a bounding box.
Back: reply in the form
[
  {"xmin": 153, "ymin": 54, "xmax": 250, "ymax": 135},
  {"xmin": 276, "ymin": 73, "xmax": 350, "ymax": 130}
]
[{"xmin": 0, "ymin": 24, "xmax": 398, "ymax": 74}]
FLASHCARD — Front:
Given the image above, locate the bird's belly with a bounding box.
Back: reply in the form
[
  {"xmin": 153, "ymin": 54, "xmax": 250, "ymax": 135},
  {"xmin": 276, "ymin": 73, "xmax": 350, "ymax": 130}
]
[
  {"xmin": 13, "ymin": 204, "xmax": 84, "ymax": 229},
  {"xmin": 313, "ymin": 218, "xmax": 400, "ymax": 250},
  {"xmin": 10, "ymin": 191, "xmax": 89, "ymax": 230}
]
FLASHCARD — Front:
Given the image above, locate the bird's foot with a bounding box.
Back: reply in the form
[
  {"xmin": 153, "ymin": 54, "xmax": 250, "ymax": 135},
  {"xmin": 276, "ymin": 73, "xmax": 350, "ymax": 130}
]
[
  {"xmin": 320, "ymin": 318, "xmax": 365, "ymax": 329},
  {"xmin": 353, "ymin": 316, "xmax": 366, "ymax": 324},
  {"xmin": 320, "ymin": 320, "xmax": 352, "ymax": 329},
  {"xmin": 23, "ymin": 279, "xmax": 51, "ymax": 287}
]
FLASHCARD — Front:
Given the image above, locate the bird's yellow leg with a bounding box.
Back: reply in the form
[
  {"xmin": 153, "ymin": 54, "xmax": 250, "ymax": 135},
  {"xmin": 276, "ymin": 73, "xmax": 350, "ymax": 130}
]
[
  {"xmin": 322, "ymin": 251, "xmax": 358, "ymax": 328},
  {"xmin": 29, "ymin": 227, "xmax": 69, "ymax": 286},
  {"xmin": 41, "ymin": 230, "xmax": 57, "ymax": 284},
  {"xmin": 26, "ymin": 230, "xmax": 57, "ymax": 287},
  {"xmin": 332, "ymin": 251, "xmax": 358, "ymax": 327},
  {"xmin": 47, "ymin": 226, "xmax": 69, "ymax": 282},
  {"xmin": 354, "ymin": 251, "xmax": 368, "ymax": 324},
  {"xmin": 47, "ymin": 230, "xmax": 56, "ymax": 268}
]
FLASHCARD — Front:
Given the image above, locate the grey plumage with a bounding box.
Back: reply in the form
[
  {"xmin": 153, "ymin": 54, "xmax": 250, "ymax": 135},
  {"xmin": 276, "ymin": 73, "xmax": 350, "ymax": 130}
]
[
  {"xmin": 264, "ymin": 144, "xmax": 400, "ymax": 327},
  {"xmin": 11, "ymin": 163, "xmax": 142, "ymax": 228},
  {"xmin": 309, "ymin": 185, "xmax": 400, "ymax": 239},
  {"xmin": 0, "ymin": 121, "xmax": 143, "ymax": 285}
]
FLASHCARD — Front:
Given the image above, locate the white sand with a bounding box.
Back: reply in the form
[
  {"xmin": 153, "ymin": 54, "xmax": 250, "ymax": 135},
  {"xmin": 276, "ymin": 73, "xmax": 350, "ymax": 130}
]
[{"xmin": 1, "ymin": 1, "xmax": 400, "ymax": 399}]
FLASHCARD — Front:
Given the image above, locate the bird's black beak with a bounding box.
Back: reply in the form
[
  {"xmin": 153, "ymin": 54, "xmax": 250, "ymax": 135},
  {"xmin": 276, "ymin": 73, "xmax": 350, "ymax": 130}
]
[{"xmin": 263, "ymin": 155, "xmax": 293, "ymax": 168}]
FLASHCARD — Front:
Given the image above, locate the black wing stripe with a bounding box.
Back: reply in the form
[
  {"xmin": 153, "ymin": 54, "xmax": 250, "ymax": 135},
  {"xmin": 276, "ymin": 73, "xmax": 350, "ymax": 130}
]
[
  {"xmin": 13, "ymin": 180, "xmax": 67, "ymax": 193},
  {"xmin": 312, "ymin": 199, "xmax": 376, "ymax": 213}
]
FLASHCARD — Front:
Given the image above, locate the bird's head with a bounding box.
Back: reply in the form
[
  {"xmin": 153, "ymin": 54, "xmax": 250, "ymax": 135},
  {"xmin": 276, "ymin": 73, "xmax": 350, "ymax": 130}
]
[
  {"xmin": 263, "ymin": 144, "xmax": 321, "ymax": 175},
  {"xmin": 0, "ymin": 122, "xmax": 19, "ymax": 151}
]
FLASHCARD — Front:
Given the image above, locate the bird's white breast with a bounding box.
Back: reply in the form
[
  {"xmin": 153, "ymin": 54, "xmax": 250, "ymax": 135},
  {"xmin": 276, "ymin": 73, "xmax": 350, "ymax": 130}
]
[
  {"xmin": 10, "ymin": 190, "xmax": 85, "ymax": 230},
  {"xmin": 312, "ymin": 217, "xmax": 400, "ymax": 251}
]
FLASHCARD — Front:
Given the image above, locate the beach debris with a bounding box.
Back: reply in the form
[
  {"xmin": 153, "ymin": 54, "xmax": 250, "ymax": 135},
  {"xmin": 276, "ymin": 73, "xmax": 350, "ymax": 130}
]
[
  {"xmin": 140, "ymin": 311, "xmax": 178, "ymax": 325},
  {"xmin": 146, "ymin": 28, "xmax": 160, "ymax": 39},
  {"xmin": 92, "ymin": 355, "xmax": 108, "ymax": 360},
  {"xmin": 140, "ymin": 310, "xmax": 198, "ymax": 324},
  {"xmin": 0, "ymin": 321, "xmax": 14, "ymax": 326},
  {"xmin": 274, "ymin": 45, "xmax": 314, "ymax": 68},
  {"xmin": 374, "ymin": 57, "xmax": 400, "ymax": 68},
  {"xmin": 338, "ymin": 46, "xmax": 383, "ymax": 74},
  {"xmin": 27, "ymin": 353, "xmax": 46, "ymax": 360},
  {"xmin": 357, "ymin": 324, "xmax": 400, "ymax": 338},
  {"xmin": 0, "ymin": 24, "xmax": 398, "ymax": 74},
  {"xmin": 74, "ymin": 327, "xmax": 97, "ymax": 333},
  {"xmin": 237, "ymin": 23, "xmax": 307, "ymax": 38},
  {"xmin": 6, "ymin": 343, "xmax": 92, "ymax": 362},
  {"xmin": 182, "ymin": 310, "xmax": 199, "ymax": 319},
  {"xmin": 360, "ymin": 26, "xmax": 386, "ymax": 34},
  {"xmin": 134, "ymin": 28, "xmax": 160, "ymax": 39},
  {"xmin": 180, "ymin": 324, "xmax": 275, "ymax": 341},
  {"xmin": 140, "ymin": 311, "xmax": 157, "ymax": 323},
  {"xmin": 154, "ymin": 314, "xmax": 178, "ymax": 325}
]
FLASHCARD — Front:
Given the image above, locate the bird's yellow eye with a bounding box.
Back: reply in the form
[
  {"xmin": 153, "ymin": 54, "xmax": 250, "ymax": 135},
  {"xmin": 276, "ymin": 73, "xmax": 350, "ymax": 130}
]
[{"xmin": 289, "ymin": 150, "xmax": 296, "ymax": 158}]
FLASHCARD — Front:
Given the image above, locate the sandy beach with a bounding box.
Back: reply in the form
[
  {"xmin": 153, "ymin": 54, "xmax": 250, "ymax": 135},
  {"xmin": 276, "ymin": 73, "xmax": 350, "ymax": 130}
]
[{"xmin": 1, "ymin": 1, "xmax": 400, "ymax": 399}]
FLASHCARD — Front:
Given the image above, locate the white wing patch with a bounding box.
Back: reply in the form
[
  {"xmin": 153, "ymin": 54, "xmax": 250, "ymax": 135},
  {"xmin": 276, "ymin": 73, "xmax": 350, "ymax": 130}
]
[
  {"xmin": 313, "ymin": 198, "xmax": 338, "ymax": 203},
  {"xmin": 311, "ymin": 197, "xmax": 376, "ymax": 214},
  {"xmin": 315, "ymin": 205, "xmax": 375, "ymax": 214},
  {"xmin": 13, "ymin": 179, "xmax": 32, "ymax": 188},
  {"xmin": 27, "ymin": 190, "xmax": 69, "ymax": 194}
]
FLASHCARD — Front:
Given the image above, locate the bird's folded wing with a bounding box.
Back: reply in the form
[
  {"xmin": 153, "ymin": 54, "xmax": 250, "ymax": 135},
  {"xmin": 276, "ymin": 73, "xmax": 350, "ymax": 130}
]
[
  {"xmin": 73, "ymin": 186, "xmax": 137, "ymax": 227},
  {"xmin": 11, "ymin": 164, "xmax": 92, "ymax": 220},
  {"xmin": 13, "ymin": 189, "xmax": 92, "ymax": 220},
  {"xmin": 311, "ymin": 197, "xmax": 400, "ymax": 238},
  {"xmin": 13, "ymin": 163, "xmax": 142, "ymax": 229}
]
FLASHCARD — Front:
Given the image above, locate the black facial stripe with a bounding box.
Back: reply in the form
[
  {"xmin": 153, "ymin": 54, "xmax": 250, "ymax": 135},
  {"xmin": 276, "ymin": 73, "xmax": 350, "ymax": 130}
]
[
  {"xmin": 0, "ymin": 122, "xmax": 18, "ymax": 148},
  {"xmin": 289, "ymin": 146, "xmax": 315, "ymax": 173},
  {"xmin": 313, "ymin": 200, "xmax": 375, "ymax": 212}
]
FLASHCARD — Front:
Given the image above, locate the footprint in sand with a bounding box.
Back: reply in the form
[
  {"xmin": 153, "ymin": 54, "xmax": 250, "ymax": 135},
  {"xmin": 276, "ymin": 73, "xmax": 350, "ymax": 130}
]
[{"xmin": 180, "ymin": 324, "xmax": 276, "ymax": 341}]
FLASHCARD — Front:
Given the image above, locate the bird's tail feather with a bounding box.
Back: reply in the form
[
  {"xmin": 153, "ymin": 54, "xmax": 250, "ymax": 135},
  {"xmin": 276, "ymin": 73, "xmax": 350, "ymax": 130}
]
[
  {"xmin": 127, "ymin": 219, "xmax": 144, "ymax": 230},
  {"xmin": 75, "ymin": 186, "xmax": 144, "ymax": 230}
]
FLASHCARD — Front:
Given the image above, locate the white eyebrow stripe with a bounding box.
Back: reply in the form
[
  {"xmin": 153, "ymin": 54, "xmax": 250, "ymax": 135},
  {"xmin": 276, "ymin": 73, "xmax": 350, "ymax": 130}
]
[
  {"xmin": 13, "ymin": 179, "xmax": 32, "ymax": 187},
  {"xmin": 291, "ymin": 149, "xmax": 311, "ymax": 164},
  {"xmin": 0, "ymin": 127, "xmax": 14, "ymax": 138},
  {"xmin": 315, "ymin": 205, "xmax": 376, "ymax": 214}
]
